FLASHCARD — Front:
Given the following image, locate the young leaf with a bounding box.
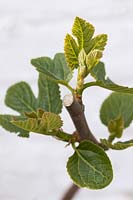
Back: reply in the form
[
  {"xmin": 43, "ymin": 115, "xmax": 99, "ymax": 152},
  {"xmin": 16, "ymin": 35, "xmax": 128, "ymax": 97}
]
[
  {"xmin": 72, "ymin": 16, "xmax": 95, "ymax": 52},
  {"xmin": 108, "ymin": 115, "xmax": 124, "ymax": 138},
  {"xmin": 86, "ymin": 50, "xmax": 103, "ymax": 71},
  {"xmin": 67, "ymin": 141, "xmax": 113, "ymax": 189},
  {"xmin": 64, "ymin": 17, "xmax": 107, "ymax": 72},
  {"xmin": 12, "ymin": 118, "xmax": 43, "ymax": 134},
  {"xmin": 12, "ymin": 111, "xmax": 63, "ymax": 135},
  {"xmin": 41, "ymin": 112, "xmax": 63, "ymax": 131},
  {"xmin": 64, "ymin": 34, "xmax": 79, "ymax": 70},
  {"xmin": 0, "ymin": 115, "xmax": 29, "ymax": 137},
  {"xmin": 78, "ymin": 48, "xmax": 87, "ymax": 67},
  {"xmin": 5, "ymin": 82, "xmax": 37, "ymax": 114},
  {"xmin": 100, "ymin": 139, "xmax": 133, "ymax": 150},
  {"xmin": 100, "ymin": 92, "xmax": 133, "ymax": 128},
  {"xmin": 87, "ymin": 34, "xmax": 108, "ymax": 53},
  {"xmin": 37, "ymin": 73, "xmax": 62, "ymax": 114},
  {"xmin": 31, "ymin": 53, "xmax": 72, "ymax": 83}
]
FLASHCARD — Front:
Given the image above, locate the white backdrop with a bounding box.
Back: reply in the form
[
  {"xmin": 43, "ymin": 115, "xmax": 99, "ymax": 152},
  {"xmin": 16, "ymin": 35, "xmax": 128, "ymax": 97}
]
[{"xmin": 0, "ymin": 0, "xmax": 133, "ymax": 199}]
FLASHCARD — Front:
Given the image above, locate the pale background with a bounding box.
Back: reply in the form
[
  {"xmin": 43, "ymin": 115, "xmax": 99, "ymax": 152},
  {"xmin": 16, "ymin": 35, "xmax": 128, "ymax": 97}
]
[{"xmin": 0, "ymin": 0, "xmax": 133, "ymax": 199}]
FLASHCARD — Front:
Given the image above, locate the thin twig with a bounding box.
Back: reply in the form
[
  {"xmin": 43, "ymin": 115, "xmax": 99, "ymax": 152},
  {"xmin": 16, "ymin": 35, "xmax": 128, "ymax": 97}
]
[{"xmin": 61, "ymin": 184, "xmax": 79, "ymax": 200}]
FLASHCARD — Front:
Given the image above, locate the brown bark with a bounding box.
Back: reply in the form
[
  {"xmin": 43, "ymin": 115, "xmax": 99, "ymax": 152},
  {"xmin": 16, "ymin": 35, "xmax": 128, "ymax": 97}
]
[
  {"xmin": 63, "ymin": 94, "xmax": 99, "ymax": 144},
  {"xmin": 61, "ymin": 94, "xmax": 108, "ymax": 200},
  {"xmin": 61, "ymin": 184, "xmax": 79, "ymax": 200}
]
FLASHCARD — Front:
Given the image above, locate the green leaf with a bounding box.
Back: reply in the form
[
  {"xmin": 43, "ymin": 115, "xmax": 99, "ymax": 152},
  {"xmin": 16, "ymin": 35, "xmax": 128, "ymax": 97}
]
[
  {"xmin": 3, "ymin": 66, "xmax": 63, "ymax": 134},
  {"xmin": 0, "ymin": 115, "xmax": 29, "ymax": 137},
  {"xmin": 100, "ymin": 92, "xmax": 133, "ymax": 128},
  {"xmin": 12, "ymin": 111, "xmax": 63, "ymax": 135},
  {"xmin": 31, "ymin": 53, "xmax": 72, "ymax": 83},
  {"xmin": 5, "ymin": 82, "xmax": 37, "ymax": 114},
  {"xmin": 67, "ymin": 141, "xmax": 113, "ymax": 189},
  {"xmin": 87, "ymin": 34, "xmax": 108, "ymax": 53},
  {"xmin": 100, "ymin": 139, "xmax": 133, "ymax": 150},
  {"xmin": 72, "ymin": 16, "xmax": 94, "ymax": 53},
  {"xmin": 37, "ymin": 73, "xmax": 62, "ymax": 114},
  {"xmin": 67, "ymin": 151, "xmax": 86, "ymax": 187},
  {"xmin": 64, "ymin": 34, "xmax": 79, "ymax": 70},
  {"xmin": 18, "ymin": 132, "xmax": 29, "ymax": 137}
]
